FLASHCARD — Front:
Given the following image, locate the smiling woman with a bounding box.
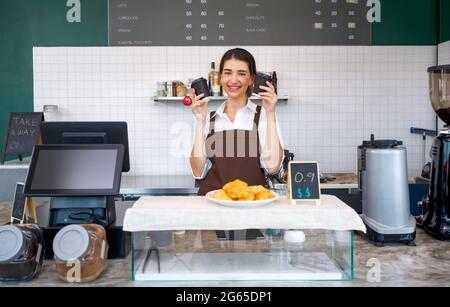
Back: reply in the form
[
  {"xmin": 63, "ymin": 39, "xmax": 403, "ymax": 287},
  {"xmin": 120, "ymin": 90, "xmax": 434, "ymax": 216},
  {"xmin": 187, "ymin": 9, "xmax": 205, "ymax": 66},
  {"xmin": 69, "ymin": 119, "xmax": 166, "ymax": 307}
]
[{"xmin": 189, "ymin": 48, "xmax": 284, "ymax": 196}]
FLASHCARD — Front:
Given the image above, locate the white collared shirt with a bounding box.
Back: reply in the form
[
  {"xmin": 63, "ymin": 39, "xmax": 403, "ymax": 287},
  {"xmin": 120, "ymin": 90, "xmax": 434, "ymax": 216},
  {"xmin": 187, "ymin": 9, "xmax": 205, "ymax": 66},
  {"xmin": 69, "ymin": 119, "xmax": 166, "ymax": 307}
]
[{"xmin": 191, "ymin": 99, "xmax": 284, "ymax": 179}]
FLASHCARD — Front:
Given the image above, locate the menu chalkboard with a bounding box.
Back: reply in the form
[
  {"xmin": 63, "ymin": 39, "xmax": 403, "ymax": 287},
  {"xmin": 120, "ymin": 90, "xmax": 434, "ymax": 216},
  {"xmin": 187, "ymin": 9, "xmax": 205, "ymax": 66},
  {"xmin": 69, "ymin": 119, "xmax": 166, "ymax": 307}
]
[
  {"xmin": 11, "ymin": 183, "xmax": 26, "ymax": 224},
  {"xmin": 288, "ymin": 161, "xmax": 321, "ymax": 205},
  {"xmin": 109, "ymin": 0, "xmax": 371, "ymax": 46},
  {"xmin": 2, "ymin": 112, "xmax": 44, "ymax": 164}
]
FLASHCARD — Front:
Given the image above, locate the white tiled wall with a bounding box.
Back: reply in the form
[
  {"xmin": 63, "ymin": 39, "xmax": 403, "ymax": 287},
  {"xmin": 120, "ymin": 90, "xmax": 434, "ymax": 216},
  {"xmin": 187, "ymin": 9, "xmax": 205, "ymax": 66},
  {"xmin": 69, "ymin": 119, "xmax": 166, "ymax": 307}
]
[
  {"xmin": 438, "ymin": 40, "xmax": 450, "ymax": 65},
  {"xmin": 33, "ymin": 46, "xmax": 436, "ymax": 178}
]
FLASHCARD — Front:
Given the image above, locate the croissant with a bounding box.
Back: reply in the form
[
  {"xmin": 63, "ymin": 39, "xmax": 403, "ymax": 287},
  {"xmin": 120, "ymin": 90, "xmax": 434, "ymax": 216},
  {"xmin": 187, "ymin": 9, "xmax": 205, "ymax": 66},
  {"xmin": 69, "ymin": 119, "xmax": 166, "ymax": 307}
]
[
  {"xmin": 212, "ymin": 179, "xmax": 275, "ymax": 202},
  {"xmin": 255, "ymin": 191, "xmax": 275, "ymax": 200},
  {"xmin": 212, "ymin": 189, "xmax": 232, "ymax": 200},
  {"xmin": 247, "ymin": 185, "xmax": 268, "ymax": 195}
]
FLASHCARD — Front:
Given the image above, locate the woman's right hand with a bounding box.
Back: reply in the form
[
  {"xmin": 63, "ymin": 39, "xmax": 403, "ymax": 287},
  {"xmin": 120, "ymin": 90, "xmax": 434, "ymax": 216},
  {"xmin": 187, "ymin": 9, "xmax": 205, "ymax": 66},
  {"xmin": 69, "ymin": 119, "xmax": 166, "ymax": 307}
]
[{"xmin": 191, "ymin": 90, "xmax": 208, "ymax": 123}]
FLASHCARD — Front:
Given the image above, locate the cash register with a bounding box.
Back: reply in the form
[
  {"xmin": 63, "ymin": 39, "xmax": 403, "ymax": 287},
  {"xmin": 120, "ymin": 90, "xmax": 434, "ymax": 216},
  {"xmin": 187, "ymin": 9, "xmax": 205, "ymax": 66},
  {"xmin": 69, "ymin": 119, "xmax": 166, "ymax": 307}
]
[{"xmin": 23, "ymin": 143, "xmax": 129, "ymax": 258}]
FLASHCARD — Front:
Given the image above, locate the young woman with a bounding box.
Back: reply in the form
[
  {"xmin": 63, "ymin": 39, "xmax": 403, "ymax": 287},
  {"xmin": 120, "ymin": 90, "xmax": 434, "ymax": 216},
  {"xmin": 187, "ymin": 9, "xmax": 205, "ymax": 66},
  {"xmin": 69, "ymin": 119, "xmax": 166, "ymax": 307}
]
[{"xmin": 190, "ymin": 48, "xmax": 284, "ymax": 195}]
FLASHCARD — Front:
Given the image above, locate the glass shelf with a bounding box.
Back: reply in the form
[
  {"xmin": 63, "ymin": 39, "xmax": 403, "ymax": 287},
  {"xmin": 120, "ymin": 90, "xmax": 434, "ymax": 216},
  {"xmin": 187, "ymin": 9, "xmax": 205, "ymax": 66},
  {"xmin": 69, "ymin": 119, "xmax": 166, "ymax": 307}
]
[
  {"xmin": 131, "ymin": 229, "xmax": 353, "ymax": 281},
  {"xmin": 152, "ymin": 96, "xmax": 289, "ymax": 104}
]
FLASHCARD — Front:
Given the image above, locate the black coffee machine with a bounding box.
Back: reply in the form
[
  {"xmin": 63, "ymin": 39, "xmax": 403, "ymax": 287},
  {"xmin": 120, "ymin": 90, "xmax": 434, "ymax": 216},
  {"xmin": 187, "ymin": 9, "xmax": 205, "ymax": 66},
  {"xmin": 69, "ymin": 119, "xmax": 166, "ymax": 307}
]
[{"xmin": 422, "ymin": 65, "xmax": 450, "ymax": 240}]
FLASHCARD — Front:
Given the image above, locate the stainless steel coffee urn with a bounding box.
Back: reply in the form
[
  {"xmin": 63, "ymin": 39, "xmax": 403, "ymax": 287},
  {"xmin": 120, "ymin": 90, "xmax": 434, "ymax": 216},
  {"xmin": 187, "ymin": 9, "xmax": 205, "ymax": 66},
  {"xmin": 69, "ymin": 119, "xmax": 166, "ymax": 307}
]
[{"xmin": 358, "ymin": 135, "xmax": 416, "ymax": 246}]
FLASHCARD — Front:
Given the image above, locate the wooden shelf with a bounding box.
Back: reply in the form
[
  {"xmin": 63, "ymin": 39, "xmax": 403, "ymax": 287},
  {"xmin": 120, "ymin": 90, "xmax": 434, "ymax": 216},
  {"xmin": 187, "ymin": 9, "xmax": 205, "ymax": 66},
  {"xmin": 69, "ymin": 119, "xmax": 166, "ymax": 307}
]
[{"xmin": 152, "ymin": 95, "xmax": 289, "ymax": 104}]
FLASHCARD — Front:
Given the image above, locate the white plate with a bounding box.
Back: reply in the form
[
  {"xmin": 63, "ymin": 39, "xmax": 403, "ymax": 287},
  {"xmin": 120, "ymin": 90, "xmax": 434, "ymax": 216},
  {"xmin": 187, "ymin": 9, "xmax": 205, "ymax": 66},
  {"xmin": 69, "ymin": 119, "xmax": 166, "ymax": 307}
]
[{"xmin": 205, "ymin": 190, "xmax": 280, "ymax": 208}]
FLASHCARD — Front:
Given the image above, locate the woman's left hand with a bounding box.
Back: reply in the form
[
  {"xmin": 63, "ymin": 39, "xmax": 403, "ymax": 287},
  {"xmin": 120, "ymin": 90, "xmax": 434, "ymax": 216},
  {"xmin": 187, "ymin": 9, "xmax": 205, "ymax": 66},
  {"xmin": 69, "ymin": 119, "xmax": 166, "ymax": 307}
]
[{"xmin": 258, "ymin": 81, "xmax": 278, "ymax": 114}]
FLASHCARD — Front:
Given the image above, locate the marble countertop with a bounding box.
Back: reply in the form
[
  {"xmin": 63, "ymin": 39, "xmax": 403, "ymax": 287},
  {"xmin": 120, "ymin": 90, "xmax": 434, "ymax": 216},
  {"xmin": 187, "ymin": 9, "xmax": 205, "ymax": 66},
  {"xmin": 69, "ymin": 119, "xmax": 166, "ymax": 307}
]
[{"xmin": 1, "ymin": 201, "xmax": 450, "ymax": 287}]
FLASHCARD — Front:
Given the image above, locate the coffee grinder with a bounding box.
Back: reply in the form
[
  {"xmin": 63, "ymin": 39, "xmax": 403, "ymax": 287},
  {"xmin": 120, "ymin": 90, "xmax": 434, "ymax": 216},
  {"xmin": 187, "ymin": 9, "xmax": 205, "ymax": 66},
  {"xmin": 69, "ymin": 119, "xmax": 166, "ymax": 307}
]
[{"xmin": 422, "ymin": 65, "xmax": 450, "ymax": 240}]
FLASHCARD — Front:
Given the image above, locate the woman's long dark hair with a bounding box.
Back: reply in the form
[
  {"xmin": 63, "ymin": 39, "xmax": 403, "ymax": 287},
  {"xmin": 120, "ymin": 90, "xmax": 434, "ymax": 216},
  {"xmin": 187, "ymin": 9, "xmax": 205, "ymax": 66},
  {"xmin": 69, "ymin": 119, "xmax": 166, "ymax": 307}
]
[{"xmin": 219, "ymin": 48, "xmax": 256, "ymax": 97}]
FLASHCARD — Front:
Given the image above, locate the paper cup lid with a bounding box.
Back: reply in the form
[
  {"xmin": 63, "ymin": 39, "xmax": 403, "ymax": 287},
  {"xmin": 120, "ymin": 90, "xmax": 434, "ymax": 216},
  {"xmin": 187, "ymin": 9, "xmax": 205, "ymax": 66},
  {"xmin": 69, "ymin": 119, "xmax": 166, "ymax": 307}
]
[
  {"xmin": 0, "ymin": 225, "xmax": 25, "ymax": 262},
  {"xmin": 53, "ymin": 225, "xmax": 90, "ymax": 261}
]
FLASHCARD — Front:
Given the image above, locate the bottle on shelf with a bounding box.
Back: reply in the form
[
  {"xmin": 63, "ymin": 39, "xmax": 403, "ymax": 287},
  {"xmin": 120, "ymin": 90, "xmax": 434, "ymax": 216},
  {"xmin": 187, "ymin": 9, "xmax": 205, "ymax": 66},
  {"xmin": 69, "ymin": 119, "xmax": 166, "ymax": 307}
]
[
  {"xmin": 166, "ymin": 81, "xmax": 173, "ymax": 97},
  {"xmin": 212, "ymin": 70, "xmax": 221, "ymax": 96},
  {"xmin": 272, "ymin": 71, "xmax": 278, "ymax": 94},
  {"xmin": 157, "ymin": 81, "xmax": 167, "ymax": 97},
  {"xmin": 208, "ymin": 62, "xmax": 215, "ymax": 96},
  {"xmin": 186, "ymin": 78, "xmax": 194, "ymax": 96}
]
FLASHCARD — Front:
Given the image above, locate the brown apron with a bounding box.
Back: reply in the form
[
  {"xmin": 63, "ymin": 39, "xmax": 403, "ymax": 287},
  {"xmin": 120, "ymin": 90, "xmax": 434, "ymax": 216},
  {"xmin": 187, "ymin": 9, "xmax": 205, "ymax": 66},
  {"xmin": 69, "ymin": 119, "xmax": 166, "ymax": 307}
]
[{"xmin": 198, "ymin": 105, "xmax": 266, "ymax": 195}]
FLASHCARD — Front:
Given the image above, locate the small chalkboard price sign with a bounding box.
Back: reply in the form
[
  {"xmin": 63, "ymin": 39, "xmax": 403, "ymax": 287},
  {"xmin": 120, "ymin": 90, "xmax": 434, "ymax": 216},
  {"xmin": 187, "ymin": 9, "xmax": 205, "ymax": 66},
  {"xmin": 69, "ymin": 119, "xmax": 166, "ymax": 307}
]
[
  {"xmin": 288, "ymin": 161, "xmax": 321, "ymax": 205},
  {"xmin": 11, "ymin": 182, "xmax": 26, "ymax": 224},
  {"xmin": 2, "ymin": 112, "xmax": 44, "ymax": 164},
  {"xmin": 10, "ymin": 182, "xmax": 38, "ymax": 224}
]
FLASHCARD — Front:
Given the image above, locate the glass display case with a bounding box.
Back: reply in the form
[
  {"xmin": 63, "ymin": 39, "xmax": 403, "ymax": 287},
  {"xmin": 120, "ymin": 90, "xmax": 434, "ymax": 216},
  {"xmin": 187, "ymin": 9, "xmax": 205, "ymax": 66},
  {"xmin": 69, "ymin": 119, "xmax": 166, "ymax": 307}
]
[{"xmin": 131, "ymin": 229, "xmax": 353, "ymax": 281}]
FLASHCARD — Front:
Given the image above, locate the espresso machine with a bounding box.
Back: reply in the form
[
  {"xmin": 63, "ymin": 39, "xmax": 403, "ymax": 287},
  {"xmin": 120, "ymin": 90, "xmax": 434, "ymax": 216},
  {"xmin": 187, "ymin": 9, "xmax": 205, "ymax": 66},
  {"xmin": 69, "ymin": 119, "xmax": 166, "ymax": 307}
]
[
  {"xmin": 422, "ymin": 65, "xmax": 450, "ymax": 240},
  {"xmin": 358, "ymin": 135, "xmax": 416, "ymax": 246}
]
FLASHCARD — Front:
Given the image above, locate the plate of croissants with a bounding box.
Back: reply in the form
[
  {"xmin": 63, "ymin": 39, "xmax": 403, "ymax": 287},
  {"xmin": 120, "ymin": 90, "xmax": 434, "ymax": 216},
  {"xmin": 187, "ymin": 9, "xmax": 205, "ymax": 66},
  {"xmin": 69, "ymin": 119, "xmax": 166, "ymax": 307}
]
[{"xmin": 206, "ymin": 179, "xmax": 279, "ymax": 207}]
